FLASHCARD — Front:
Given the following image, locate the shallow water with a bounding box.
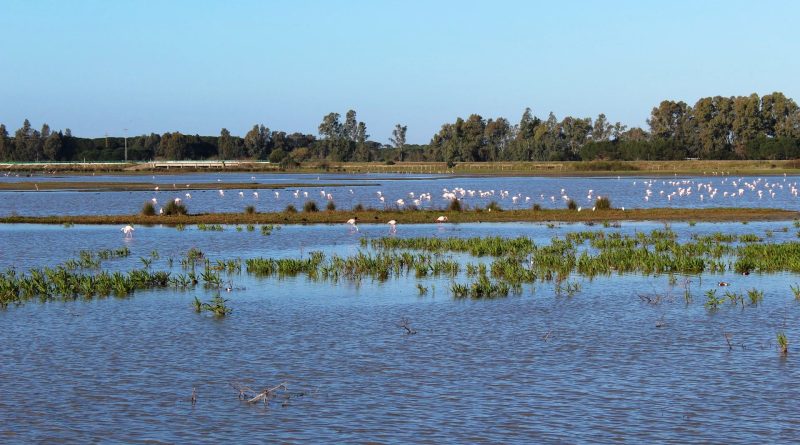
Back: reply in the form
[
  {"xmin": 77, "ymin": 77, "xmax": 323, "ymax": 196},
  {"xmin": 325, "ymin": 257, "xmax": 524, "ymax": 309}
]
[
  {"xmin": 2, "ymin": 221, "xmax": 800, "ymax": 443},
  {"xmin": 2, "ymin": 173, "xmax": 799, "ymax": 216}
]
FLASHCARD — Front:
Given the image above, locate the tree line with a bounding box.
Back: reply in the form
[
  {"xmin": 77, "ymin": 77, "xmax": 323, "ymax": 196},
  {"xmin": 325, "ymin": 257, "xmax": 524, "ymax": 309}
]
[{"xmin": 1, "ymin": 92, "xmax": 798, "ymax": 164}]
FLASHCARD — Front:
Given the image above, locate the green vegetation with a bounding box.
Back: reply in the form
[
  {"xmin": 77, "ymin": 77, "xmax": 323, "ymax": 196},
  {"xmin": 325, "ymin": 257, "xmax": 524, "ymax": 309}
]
[
  {"xmin": 162, "ymin": 199, "xmax": 187, "ymax": 216},
  {"xmin": 2, "ymin": 92, "xmax": 799, "ymax": 164},
  {"xmin": 303, "ymin": 201, "xmax": 319, "ymax": 212},
  {"xmin": 141, "ymin": 201, "xmax": 156, "ymax": 216}
]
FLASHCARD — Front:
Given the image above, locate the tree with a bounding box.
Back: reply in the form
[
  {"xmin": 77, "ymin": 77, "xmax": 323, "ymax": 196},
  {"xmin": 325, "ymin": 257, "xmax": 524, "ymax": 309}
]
[
  {"xmin": 159, "ymin": 132, "xmax": 188, "ymax": 160},
  {"xmin": 43, "ymin": 131, "xmax": 62, "ymax": 160},
  {"xmin": 218, "ymin": 128, "xmax": 241, "ymax": 159},
  {"xmin": 344, "ymin": 110, "xmax": 358, "ymax": 142},
  {"xmin": 0, "ymin": 124, "xmax": 10, "ymax": 160},
  {"xmin": 389, "ymin": 124, "xmax": 407, "ymax": 160},
  {"xmin": 592, "ymin": 113, "xmax": 613, "ymax": 142},
  {"xmin": 244, "ymin": 124, "xmax": 272, "ymax": 159},
  {"xmin": 732, "ymin": 93, "xmax": 762, "ymax": 157}
]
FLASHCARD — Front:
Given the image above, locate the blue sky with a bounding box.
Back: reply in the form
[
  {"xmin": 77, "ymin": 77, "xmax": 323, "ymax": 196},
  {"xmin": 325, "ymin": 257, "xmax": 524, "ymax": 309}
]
[{"xmin": 1, "ymin": 0, "xmax": 798, "ymax": 143}]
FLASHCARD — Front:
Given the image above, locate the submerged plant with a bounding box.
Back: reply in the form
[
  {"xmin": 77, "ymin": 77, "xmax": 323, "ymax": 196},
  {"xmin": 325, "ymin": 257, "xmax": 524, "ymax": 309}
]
[{"xmin": 777, "ymin": 332, "xmax": 789, "ymax": 355}]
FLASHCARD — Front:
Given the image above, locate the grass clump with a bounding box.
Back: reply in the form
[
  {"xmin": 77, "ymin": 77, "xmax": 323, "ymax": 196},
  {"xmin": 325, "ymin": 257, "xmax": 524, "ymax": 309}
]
[
  {"xmin": 353, "ymin": 203, "xmax": 365, "ymax": 212},
  {"xmin": 326, "ymin": 201, "xmax": 336, "ymax": 211},
  {"xmin": 486, "ymin": 201, "xmax": 502, "ymax": 212},
  {"xmin": 163, "ymin": 200, "xmax": 188, "ymax": 216},
  {"xmin": 244, "ymin": 205, "xmax": 256, "ymax": 215},
  {"xmin": 303, "ymin": 201, "xmax": 319, "ymax": 213},
  {"xmin": 447, "ymin": 199, "xmax": 462, "ymax": 212},
  {"xmin": 284, "ymin": 204, "xmax": 297, "ymax": 213},
  {"xmin": 141, "ymin": 201, "xmax": 156, "ymax": 216},
  {"xmin": 532, "ymin": 203, "xmax": 542, "ymax": 211},
  {"xmin": 567, "ymin": 199, "xmax": 578, "ymax": 211},
  {"xmin": 595, "ymin": 196, "xmax": 611, "ymax": 210}
]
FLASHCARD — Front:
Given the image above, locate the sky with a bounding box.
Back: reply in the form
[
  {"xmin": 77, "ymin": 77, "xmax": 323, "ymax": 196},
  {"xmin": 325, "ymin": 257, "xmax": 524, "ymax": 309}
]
[{"xmin": 1, "ymin": 0, "xmax": 798, "ymax": 144}]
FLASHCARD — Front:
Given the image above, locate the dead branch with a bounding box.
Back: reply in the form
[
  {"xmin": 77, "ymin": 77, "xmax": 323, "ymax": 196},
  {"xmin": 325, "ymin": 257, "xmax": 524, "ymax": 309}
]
[{"xmin": 398, "ymin": 317, "xmax": 417, "ymax": 335}]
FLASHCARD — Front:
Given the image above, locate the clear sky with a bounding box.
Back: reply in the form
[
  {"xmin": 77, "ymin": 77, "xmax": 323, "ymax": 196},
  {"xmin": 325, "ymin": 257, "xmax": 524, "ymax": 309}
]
[{"xmin": 1, "ymin": 0, "xmax": 798, "ymax": 143}]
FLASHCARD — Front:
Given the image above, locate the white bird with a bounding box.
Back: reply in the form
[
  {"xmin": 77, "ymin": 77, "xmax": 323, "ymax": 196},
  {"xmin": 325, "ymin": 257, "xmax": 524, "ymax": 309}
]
[
  {"xmin": 174, "ymin": 198, "xmax": 182, "ymax": 205},
  {"xmin": 120, "ymin": 225, "xmax": 134, "ymax": 238},
  {"xmin": 253, "ymin": 192, "xmax": 259, "ymax": 199},
  {"xmin": 185, "ymin": 193, "xmax": 192, "ymax": 199},
  {"xmin": 159, "ymin": 207, "xmax": 164, "ymax": 215},
  {"xmin": 218, "ymin": 190, "xmax": 225, "ymax": 197},
  {"xmin": 238, "ymin": 191, "xmax": 244, "ymax": 198},
  {"xmin": 436, "ymin": 215, "xmax": 448, "ymax": 223},
  {"xmin": 346, "ymin": 217, "xmax": 359, "ymax": 232},
  {"xmin": 154, "ymin": 186, "xmax": 159, "ymax": 191},
  {"xmin": 151, "ymin": 198, "xmax": 158, "ymax": 204},
  {"xmin": 388, "ymin": 219, "xmax": 397, "ymax": 233}
]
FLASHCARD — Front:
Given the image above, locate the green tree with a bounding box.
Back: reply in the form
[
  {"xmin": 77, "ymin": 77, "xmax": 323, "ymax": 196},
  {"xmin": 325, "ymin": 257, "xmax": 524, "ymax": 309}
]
[
  {"xmin": 218, "ymin": 128, "xmax": 242, "ymax": 159},
  {"xmin": 0, "ymin": 124, "xmax": 10, "ymax": 160},
  {"xmin": 592, "ymin": 113, "xmax": 612, "ymax": 142},
  {"xmin": 159, "ymin": 132, "xmax": 188, "ymax": 160},
  {"xmin": 389, "ymin": 124, "xmax": 407, "ymax": 160},
  {"xmin": 244, "ymin": 124, "xmax": 272, "ymax": 159},
  {"xmin": 43, "ymin": 131, "xmax": 62, "ymax": 160}
]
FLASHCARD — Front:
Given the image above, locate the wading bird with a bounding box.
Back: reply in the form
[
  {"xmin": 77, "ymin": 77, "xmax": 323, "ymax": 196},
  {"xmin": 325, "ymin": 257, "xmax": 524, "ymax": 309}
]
[
  {"xmin": 388, "ymin": 219, "xmax": 397, "ymax": 233},
  {"xmin": 121, "ymin": 225, "xmax": 135, "ymax": 238},
  {"xmin": 436, "ymin": 215, "xmax": 448, "ymax": 223},
  {"xmin": 346, "ymin": 217, "xmax": 359, "ymax": 232}
]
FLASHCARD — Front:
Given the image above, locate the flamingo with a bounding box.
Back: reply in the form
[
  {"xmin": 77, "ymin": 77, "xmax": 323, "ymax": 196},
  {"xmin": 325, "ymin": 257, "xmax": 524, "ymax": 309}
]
[
  {"xmin": 346, "ymin": 217, "xmax": 359, "ymax": 232},
  {"xmin": 238, "ymin": 191, "xmax": 244, "ymax": 198},
  {"xmin": 253, "ymin": 192, "xmax": 259, "ymax": 199},
  {"xmin": 185, "ymin": 193, "xmax": 192, "ymax": 199},
  {"xmin": 436, "ymin": 215, "xmax": 448, "ymax": 223},
  {"xmin": 388, "ymin": 219, "xmax": 397, "ymax": 233},
  {"xmin": 120, "ymin": 225, "xmax": 135, "ymax": 238},
  {"xmin": 218, "ymin": 190, "xmax": 225, "ymax": 197}
]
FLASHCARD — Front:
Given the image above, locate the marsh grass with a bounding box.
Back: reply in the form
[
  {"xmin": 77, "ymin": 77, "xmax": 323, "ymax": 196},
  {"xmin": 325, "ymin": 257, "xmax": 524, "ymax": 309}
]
[
  {"xmin": 141, "ymin": 202, "xmax": 156, "ymax": 216},
  {"xmin": 303, "ymin": 201, "xmax": 319, "ymax": 212},
  {"xmin": 163, "ymin": 200, "xmax": 188, "ymax": 216}
]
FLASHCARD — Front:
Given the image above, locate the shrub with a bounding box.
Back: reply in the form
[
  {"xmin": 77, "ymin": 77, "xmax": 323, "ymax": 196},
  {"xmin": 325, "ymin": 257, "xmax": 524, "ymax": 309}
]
[
  {"xmin": 446, "ymin": 160, "xmax": 457, "ymax": 168},
  {"xmin": 326, "ymin": 201, "xmax": 336, "ymax": 211},
  {"xmin": 532, "ymin": 203, "xmax": 542, "ymax": 211},
  {"xmin": 303, "ymin": 201, "xmax": 319, "ymax": 212},
  {"xmin": 285, "ymin": 204, "xmax": 297, "ymax": 213},
  {"xmin": 244, "ymin": 205, "xmax": 256, "ymax": 215},
  {"xmin": 447, "ymin": 199, "xmax": 462, "ymax": 212},
  {"xmin": 385, "ymin": 160, "xmax": 396, "ymax": 165},
  {"xmin": 567, "ymin": 199, "xmax": 578, "ymax": 210},
  {"xmin": 163, "ymin": 200, "xmax": 188, "ymax": 216},
  {"xmin": 486, "ymin": 201, "xmax": 503, "ymax": 212},
  {"xmin": 141, "ymin": 201, "xmax": 156, "ymax": 216},
  {"xmin": 353, "ymin": 203, "xmax": 365, "ymax": 212},
  {"xmin": 595, "ymin": 196, "xmax": 611, "ymax": 210}
]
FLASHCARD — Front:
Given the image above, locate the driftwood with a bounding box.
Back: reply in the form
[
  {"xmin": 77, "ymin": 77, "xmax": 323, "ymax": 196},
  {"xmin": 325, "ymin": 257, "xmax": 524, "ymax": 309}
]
[
  {"xmin": 398, "ymin": 317, "xmax": 417, "ymax": 335},
  {"xmin": 232, "ymin": 382, "xmax": 297, "ymax": 406}
]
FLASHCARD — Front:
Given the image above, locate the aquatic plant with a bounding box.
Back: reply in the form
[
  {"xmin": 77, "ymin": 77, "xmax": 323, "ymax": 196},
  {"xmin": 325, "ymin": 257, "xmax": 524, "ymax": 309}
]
[
  {"xmin": 567, "ymin": 199, "xmax": 578, "ymax": 210},
  {"xmin": 326, "ymin": 201, "xmax": 336, "ymax": 211},
  {"xmin": 791, "ymin": 283, "xmax": 800, "ymax": 301},
  {"xmin": 194, "ymin": 294, "xmax": 232, "ymax": 317},
  {"xmin": 777, "ymin": 332, "xmax": 789, "ymax": 355},
  {"xmin": 245, "ymin": 205, "xmax": 256, "ymax": 215},
  {"xmin": 285, "ymin": 204, "xmax": 297, "ymax": 213},
  {"xmin": 303, "ymin": 201, "xmax": 319, "ymax": 212},
  {"xmin": 746, "ymin": 288, "xmax": 764, "ymax": 306},
  {"xmin": 486, "ymin": 201, "xmax": 502, "ymax": 212}
]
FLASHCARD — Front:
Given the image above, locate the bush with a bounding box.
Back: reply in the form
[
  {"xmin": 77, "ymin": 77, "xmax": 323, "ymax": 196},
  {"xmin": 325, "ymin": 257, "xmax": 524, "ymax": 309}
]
[
  {"xmin": 353, "ymin": 203, "xmax": 365, "ymax": 212},
  {"xmin": 446, "ymin": 160, "xmax": 457, "ymax": 168},
  {"xmin": 163, "ymin": 200, "xmax": 188, "ymax": 216},
  {"xmin": 595, "ymin": 196, "xmax": 611, "ymax": 210},
  {"xmin": 385, "ymin": 160, "xmax": 396, "ymax": 165},
  {"xmin": 326, "ymin": 201, "xmax": 336, "ymax": 211},
  {"xmin": 486, "ymin": 201, "xmax": 502, "ymax": 212},
  {"xmin": 532, "ymin": 203, "xmax": 542, "ymax": 211},
  {"xmin": 447, "ymin": 199, "xmax": 462, "ymax": 212},
  {"xmin": 567, "ymin": 199, "xmax": 578, "ymax": 211},
  {"xmin": 244, "ymin": 205, "xmax": 256, "ymax": 215},
  {"xmin": 285, "ymin": 204, "xmax": 297, "ymax": 213},
  {"xmin": 303, "ymin": 201, "xmax": 319, "ymax": 212},
  {"xmin": 141, "ymin": 201, "xmax": 156, "ymax": 216}
]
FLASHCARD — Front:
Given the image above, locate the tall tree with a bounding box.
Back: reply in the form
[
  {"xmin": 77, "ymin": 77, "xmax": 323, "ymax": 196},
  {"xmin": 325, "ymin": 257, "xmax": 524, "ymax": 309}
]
[
  {"xmin": 43, "ymin": 131, "xmax": 62, "ymax": 160},
  {"xmin": 0, "ymin": 124, "xmax": 10, "ymax": 160},
  {"xmin": 159, "ymin": 132, "xmax": 187, "ymax": 160},
  {"xmin": 389, "ymin": 124, "xmax": 407, "ymax": 160},
  {"xmin": 244, "ymin": 124, "xmax": 272, "ymax": 159},
  {"xmin": 218, "ymin": 128, "xmax": 241, "ymax": 159},
  {"xmin": 344, "ymin": 110, "xmax": 358, "ymax": 142},
  {"xmin": 592, "ymin": 113, "xmax": 612, "ymax": 142}
]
